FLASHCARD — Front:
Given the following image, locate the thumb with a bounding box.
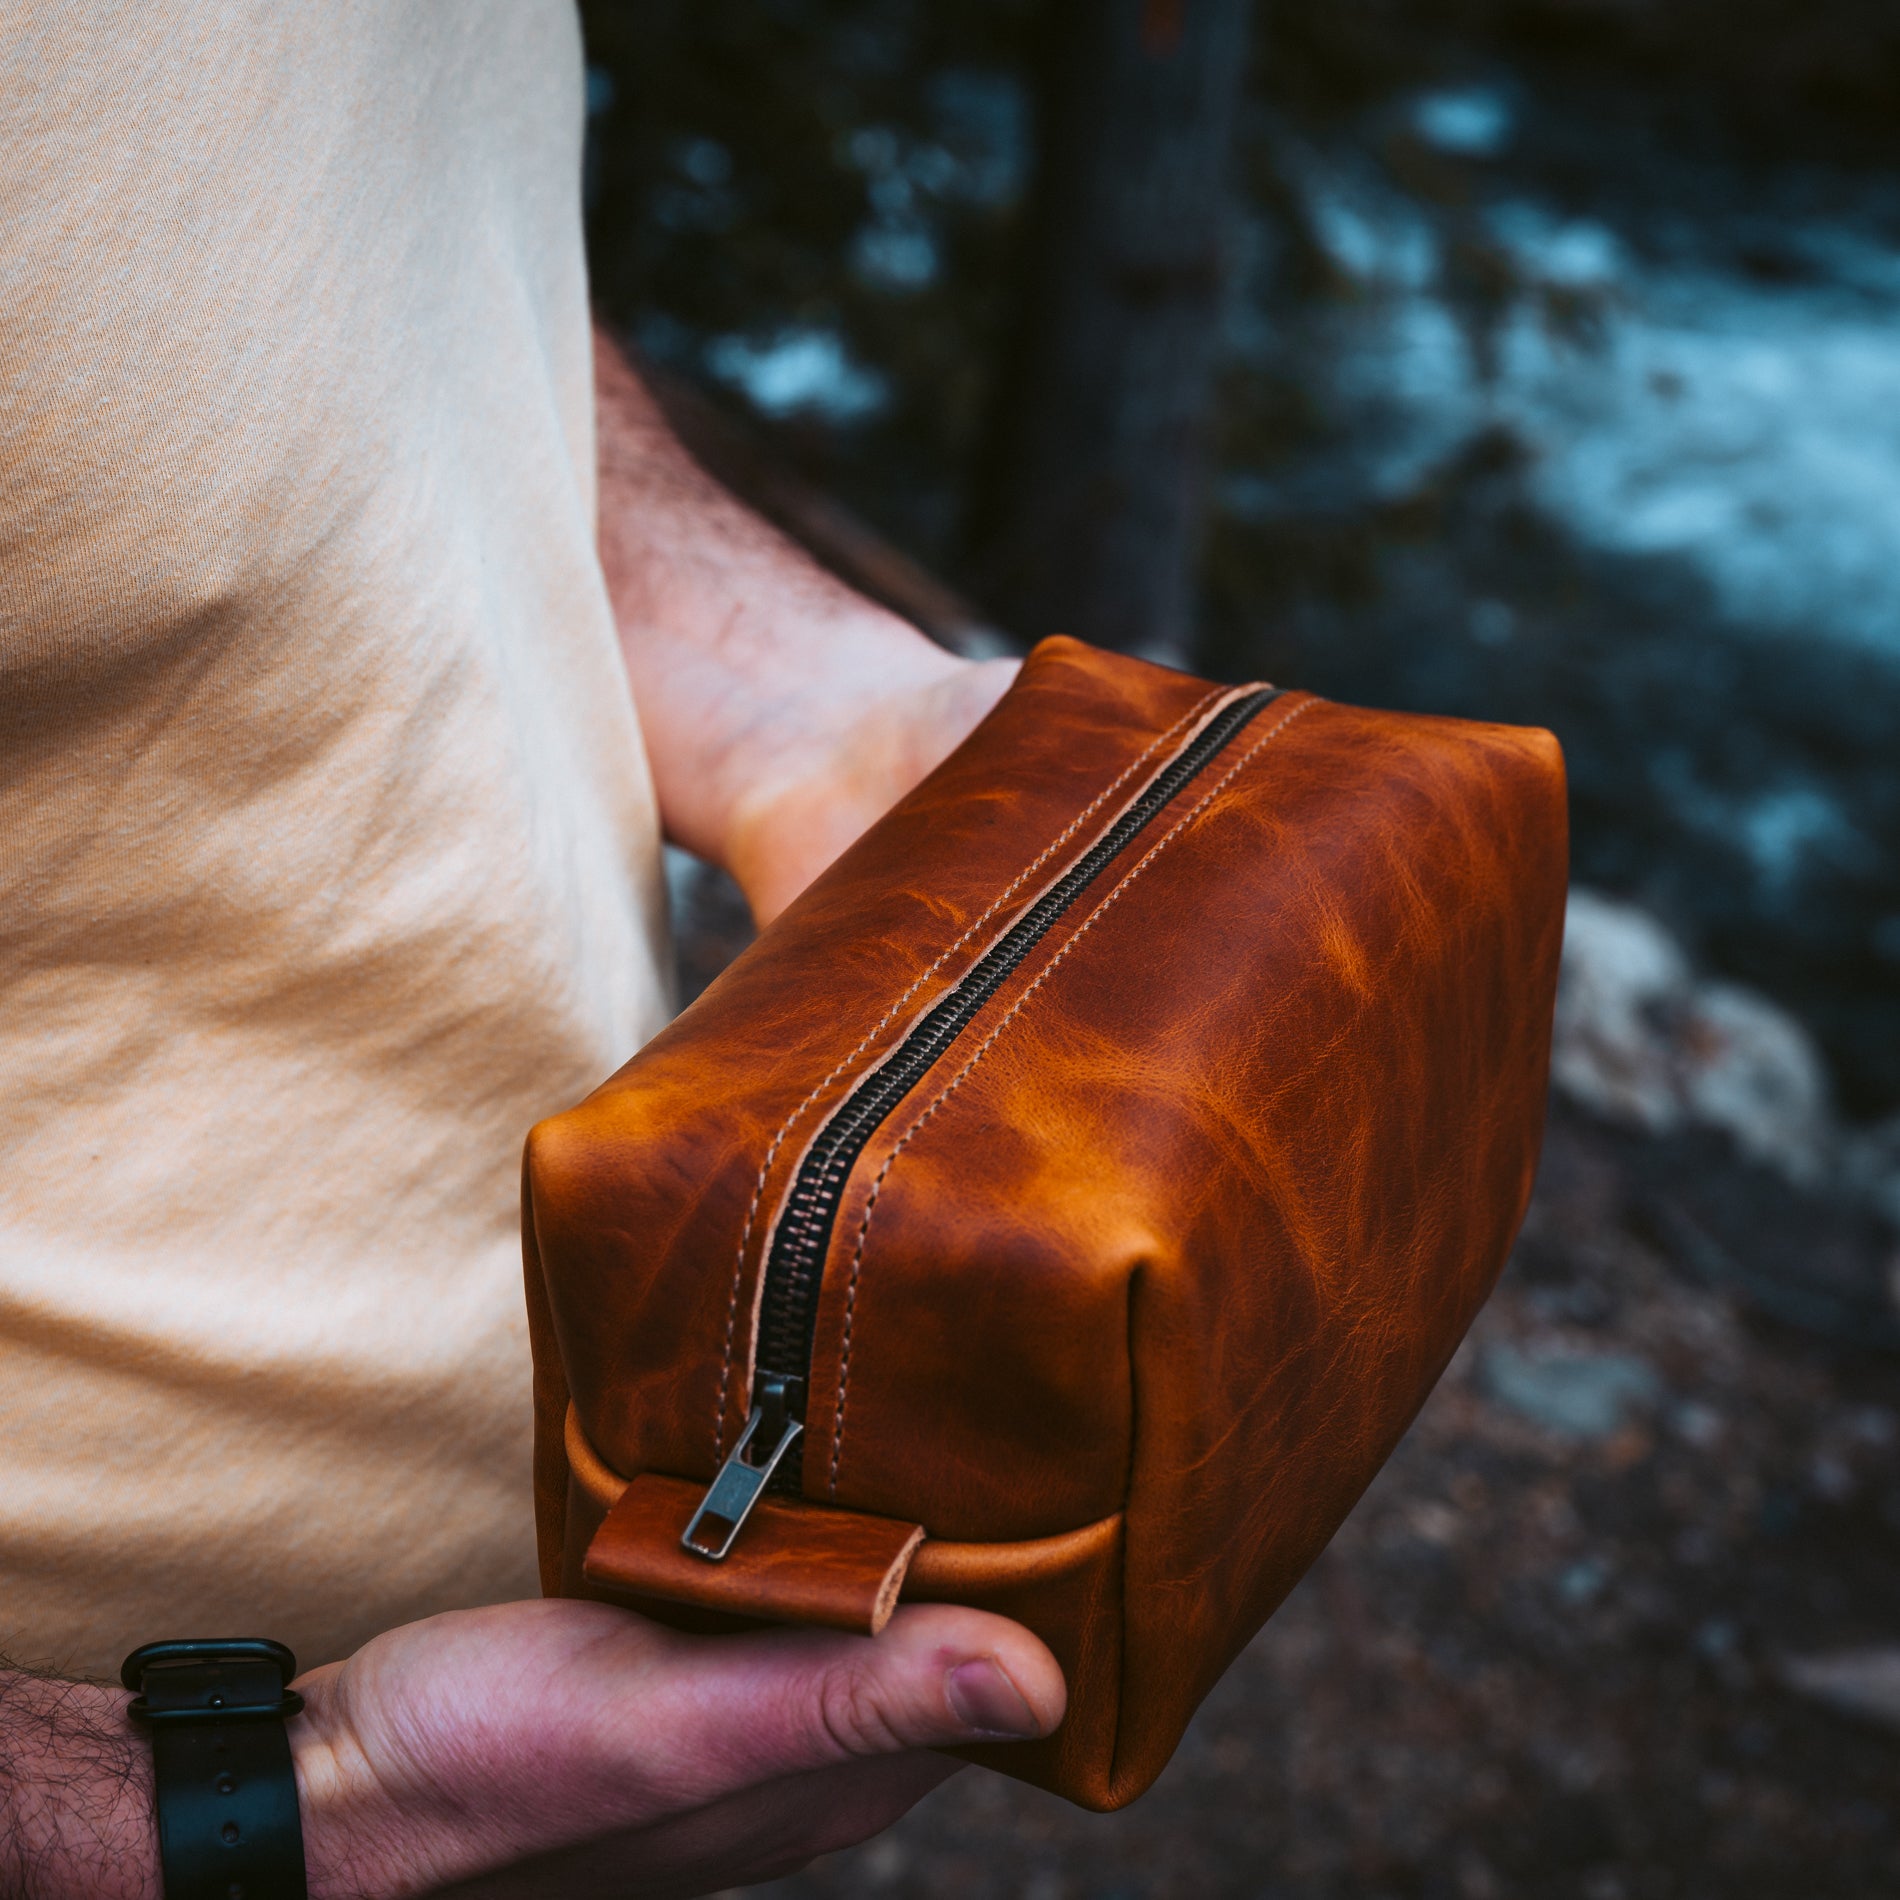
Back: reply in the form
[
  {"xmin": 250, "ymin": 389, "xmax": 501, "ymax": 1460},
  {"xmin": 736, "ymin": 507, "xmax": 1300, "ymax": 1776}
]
[
  {"xmin": 638, "ymin": 1603, "xmax": 1068, "ymax": 1791},
  {"xmin": 292, "ymin": 1599, "xmax": 1068, "ymax": 1898}
]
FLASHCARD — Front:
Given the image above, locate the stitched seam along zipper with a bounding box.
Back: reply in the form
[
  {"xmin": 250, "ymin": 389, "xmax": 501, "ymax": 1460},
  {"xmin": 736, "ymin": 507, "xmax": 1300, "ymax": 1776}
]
[
  {"xmin": 825, "ymin": 690, "xmax": 1321, "ymax": 1495},
  {"xmin": 707, "ymin": 683, "xmax": 1229, "ymax": 1469},
  {"xmin": 678, "ymin": 682, "xmax": 1284, "ymax": 1559}
]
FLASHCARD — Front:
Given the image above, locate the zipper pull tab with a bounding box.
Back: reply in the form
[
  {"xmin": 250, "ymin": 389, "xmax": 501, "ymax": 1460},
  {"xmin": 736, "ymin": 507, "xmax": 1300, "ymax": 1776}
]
[{"xmin": 679, "ymin": 1374, "xmax": 805, "ymax": 1562}]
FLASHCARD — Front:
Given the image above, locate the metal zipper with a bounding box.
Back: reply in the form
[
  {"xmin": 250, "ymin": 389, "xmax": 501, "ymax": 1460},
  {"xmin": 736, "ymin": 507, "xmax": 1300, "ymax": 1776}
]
[{"xmin": 681, "ymin": 684, "xmax": 1282, "ymax": 1561}]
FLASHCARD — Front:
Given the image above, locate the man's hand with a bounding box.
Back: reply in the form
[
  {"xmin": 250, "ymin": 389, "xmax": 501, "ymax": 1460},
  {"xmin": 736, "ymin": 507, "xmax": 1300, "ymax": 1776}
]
[
  {"xmin": 291, "ymin": 1597, "xmax": 1064, "ymax": 1900},
  {"xmin": 0, "ymin": 1602, "xmax": 1061, "ymax": 1900},
  {"xmin": 594, "ymin": 327, "xmax": 1019, "ymax": 926}
]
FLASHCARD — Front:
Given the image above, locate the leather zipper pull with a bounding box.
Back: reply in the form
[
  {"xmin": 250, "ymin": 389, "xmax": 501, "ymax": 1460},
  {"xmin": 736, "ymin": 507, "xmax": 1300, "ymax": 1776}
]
[
  {"xmin": 680, "ymin": 1373, "xmax": 803, "ymax": 1561},
  {"xmin": 590, "ymin": 1472, "xmax": 926, "ymax": 1633}
]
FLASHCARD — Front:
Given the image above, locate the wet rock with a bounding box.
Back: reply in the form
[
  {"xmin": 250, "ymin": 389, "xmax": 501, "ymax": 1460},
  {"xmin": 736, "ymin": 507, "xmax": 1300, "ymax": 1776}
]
[
  {"xmin": 1509, "ymin": 893, "xmax": 1900, "ymax": 1350},
  {"xmin": 1480, "ymin": 1340, "xmax": 1663, "ymax": 1438},
  {"xmin": 1551, "ymin": 890, "xmax": 1692, "ymax": 1135},
  {"xmin": 1778, "ymin": 1649, "xmax": 1900, "ymax": 1738},
  {"xmin": 1675, "ymin": 981, "xmax": 1833, "ymax": 1184},
  {"xmin": 1553, "ymin": 889, "xmax": 1833, "ymax": 1181}
]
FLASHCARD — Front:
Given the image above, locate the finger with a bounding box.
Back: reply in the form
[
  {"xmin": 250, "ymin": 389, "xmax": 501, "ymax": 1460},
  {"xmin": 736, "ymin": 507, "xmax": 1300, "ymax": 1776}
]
[{"xmin": 608, "ymin": 1603, "xmax": 1067, "ymax": 1801}]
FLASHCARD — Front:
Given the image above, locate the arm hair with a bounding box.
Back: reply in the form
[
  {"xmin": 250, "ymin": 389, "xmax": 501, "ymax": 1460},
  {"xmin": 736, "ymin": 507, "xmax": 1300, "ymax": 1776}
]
[{"xmin": 0, "ymin": 1664, "xmax": 157, "ymax": 1900}]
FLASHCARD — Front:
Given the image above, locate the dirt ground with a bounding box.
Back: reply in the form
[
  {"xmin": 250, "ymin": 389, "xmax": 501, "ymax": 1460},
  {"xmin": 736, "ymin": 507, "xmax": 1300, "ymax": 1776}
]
[{"xmin": 704, "ymin": 1095, "xmax": 1900, "ymax": 1898}]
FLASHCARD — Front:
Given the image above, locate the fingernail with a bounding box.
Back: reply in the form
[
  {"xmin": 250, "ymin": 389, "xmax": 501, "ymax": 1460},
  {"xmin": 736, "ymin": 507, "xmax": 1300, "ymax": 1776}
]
[{"xmin": 945, "ymin": 1658, "xmax": 1041, "ymax": 1739}]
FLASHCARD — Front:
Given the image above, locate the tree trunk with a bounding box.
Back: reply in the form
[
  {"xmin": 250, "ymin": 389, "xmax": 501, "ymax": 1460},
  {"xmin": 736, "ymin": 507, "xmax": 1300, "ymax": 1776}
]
[{"xmin": 969, "ymin": 0, "xmax": 1252, "ymax": 659}]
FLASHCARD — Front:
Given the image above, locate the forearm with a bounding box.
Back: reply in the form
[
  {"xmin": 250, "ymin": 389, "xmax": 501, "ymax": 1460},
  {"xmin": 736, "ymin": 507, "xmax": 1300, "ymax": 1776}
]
[
  {"xmin": 593, "ymin": 326, "xmax": 1015, "ymax": 923},
  {"xmin": 0, "ymin": 1671, "xmax": 157, "ymax": 1900}
]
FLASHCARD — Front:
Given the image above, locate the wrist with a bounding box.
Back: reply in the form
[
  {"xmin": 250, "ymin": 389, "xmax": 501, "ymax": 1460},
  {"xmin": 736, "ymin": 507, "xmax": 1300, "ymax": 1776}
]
[
  {"xmin": 720, "ymin": 648, "xmax": 1018, "ymax": 925},
  {"xmin": 289, "ymin": 1660, "xmax": 525, "ymax": 1900},
  {"xmin": 289, "ymin": 1680, "xmax": 411, "ymax": 1900},
  {"xmin": 0, "ymin": 1672, "xmax": 158, "ymax": 1900}
]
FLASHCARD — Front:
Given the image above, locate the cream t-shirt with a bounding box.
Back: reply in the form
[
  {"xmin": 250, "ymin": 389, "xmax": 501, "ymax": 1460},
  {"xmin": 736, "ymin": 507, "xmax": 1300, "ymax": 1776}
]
[{"xmin": 0, "ymin": 3, "xmax": 671, "ymax": 1677}]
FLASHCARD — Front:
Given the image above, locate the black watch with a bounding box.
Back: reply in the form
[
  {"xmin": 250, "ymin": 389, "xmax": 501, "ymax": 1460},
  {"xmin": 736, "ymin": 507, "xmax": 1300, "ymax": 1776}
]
[{"xmin": 120, "ymin": 1639, "xmax": 309, "ymax": 1900}]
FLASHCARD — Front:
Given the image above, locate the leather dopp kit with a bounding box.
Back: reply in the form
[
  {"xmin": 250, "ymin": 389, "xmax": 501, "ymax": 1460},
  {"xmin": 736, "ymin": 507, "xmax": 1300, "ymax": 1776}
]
[{"xmin": 524, "ymin": 637, "xmax": 1568, "ymax": 1809}]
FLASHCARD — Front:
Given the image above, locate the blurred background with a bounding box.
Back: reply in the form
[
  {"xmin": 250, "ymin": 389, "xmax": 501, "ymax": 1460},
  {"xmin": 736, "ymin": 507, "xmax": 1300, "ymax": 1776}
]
[{"xmin": 578, "ymin": 2, "xmax": 1900, "ymax": 1893}]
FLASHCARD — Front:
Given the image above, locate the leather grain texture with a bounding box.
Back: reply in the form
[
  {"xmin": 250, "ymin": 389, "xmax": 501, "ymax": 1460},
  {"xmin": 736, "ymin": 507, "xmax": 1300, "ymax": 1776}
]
[
  {"xmin": 524, "ymin": 636, "xmax": 1569, "ymax": 1809},
  {"xmin": 583, "ymin": 1473, "xmax": 924, "ymax": 1636}
]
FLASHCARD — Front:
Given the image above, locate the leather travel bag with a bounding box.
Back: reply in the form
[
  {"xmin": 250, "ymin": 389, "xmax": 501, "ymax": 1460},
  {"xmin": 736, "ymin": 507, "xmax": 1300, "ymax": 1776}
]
[{"xmin": 523, "ymin": 636, "xmax": 1568, "ymax": 1809}]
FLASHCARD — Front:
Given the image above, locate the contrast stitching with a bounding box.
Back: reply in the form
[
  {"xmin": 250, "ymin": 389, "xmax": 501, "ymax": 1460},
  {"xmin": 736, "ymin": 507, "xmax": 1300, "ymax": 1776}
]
[
  {"xmin": 709, "ymin": 682, "xmax": 1229, "ymax": 1461},
  {"xmin": 827, "ymin": 693, "xmax": 1322, "ymax": 1491}
]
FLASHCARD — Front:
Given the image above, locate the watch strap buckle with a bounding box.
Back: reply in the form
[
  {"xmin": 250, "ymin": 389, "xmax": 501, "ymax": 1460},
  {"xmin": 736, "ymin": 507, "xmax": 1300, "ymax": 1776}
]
[{"xmin": 122, "ymin": 1639, "xmax": 305, "ymax": 1725}]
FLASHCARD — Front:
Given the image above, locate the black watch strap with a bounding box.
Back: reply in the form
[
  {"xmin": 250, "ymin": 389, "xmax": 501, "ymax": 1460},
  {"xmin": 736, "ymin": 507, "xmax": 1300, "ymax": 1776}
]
[{"xmin": 121, "ymin": 1640, "xmax": 309, "ymax": 1900}]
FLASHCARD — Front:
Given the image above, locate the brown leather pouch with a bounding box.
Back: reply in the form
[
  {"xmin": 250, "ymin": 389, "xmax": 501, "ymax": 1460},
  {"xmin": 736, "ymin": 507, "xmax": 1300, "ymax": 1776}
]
[{"xmin": 524, "ymin": 637, "xmax": 1567, "ymax": 1809}]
